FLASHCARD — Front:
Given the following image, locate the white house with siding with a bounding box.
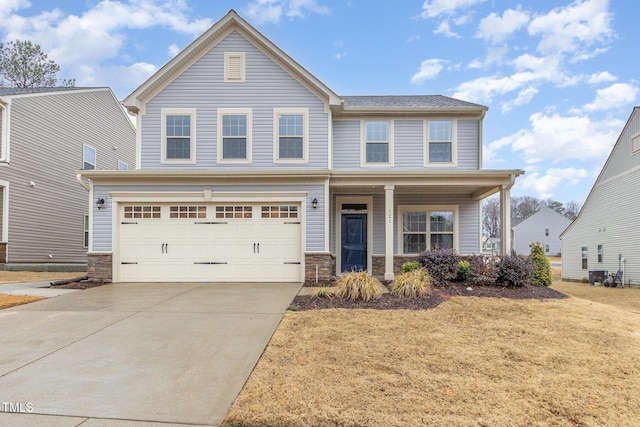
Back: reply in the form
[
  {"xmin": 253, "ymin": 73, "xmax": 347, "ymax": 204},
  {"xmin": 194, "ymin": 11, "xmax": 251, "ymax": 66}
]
[
  {"xmin": 79, "ymin": 10, "xmax": 523, "ymax": 283},
  {"xmin": 511, "ymin": 207, "xmax": 572, "ymax": 256},
  {"xmin": 0, "ymin": 87, "xmax": 135, "ymax": 267},
  {"xmin": 561, "ymin": 107, "xmax": 640, "ymax": 286}
]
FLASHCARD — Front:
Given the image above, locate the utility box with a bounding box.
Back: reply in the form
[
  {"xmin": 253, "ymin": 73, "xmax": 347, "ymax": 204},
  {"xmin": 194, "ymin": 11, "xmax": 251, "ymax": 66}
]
[{"xmin": 589, "ymin": 270, "xmax": 608, "ymax": 284}]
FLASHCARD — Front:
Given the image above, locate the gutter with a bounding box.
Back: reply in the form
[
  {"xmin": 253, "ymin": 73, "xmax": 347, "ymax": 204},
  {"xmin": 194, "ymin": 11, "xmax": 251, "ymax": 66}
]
[{"xmin": 76, "ymin": 173, "xmax": 90, "ymax": 191}]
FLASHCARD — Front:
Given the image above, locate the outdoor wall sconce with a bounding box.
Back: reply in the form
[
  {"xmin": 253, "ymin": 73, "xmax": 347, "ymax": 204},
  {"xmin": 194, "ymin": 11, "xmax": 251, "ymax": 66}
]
[
  {"xmin": 96, "ymin": 198, "xmax": 105, "ymax": 210},
  {"xmin": 312, "ymin": 198, "xmax": 318, "ymax": 209}
]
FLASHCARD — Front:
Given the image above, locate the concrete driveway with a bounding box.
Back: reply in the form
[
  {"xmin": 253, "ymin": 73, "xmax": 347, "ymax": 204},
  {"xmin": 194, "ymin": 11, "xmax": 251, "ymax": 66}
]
[{"xmin": 0, "ymin": 282, "xmax": 301, "ymax": 426}]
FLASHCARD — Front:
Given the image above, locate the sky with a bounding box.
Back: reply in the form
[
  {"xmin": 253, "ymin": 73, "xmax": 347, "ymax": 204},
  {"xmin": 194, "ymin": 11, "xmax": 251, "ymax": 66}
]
[{"xmin": 1, "ymin": 0, "xmax": 638, "ymax": 206}]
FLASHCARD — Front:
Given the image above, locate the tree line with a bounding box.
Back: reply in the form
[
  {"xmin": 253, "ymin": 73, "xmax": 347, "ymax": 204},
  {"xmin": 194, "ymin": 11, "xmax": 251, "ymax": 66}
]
[
  {"xmin": 483, "ymin": 195, "xmax": 581, "ymax": 238},
  {"xmin": 0, "ymin": 40, "xmax": 74, "ymax": 88}
]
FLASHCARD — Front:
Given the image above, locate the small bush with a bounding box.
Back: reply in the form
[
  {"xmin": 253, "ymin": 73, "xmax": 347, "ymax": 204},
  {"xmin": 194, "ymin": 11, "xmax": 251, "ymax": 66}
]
[
  {"xmin": 287, "ymin": 304, "xmax": 299, "ymax": 311},
  {"xmin": 401, "ymin": 261, "xmax": 420, "ymax": 273},
  {"xmin": 333, "ymin": 270, "xmax": 383, "ymax": 301},
  {"xmin": 530, "ymin": 241, "xmax": 552, "ymax": 286},
  {"xmin": 465, "ymin": 254, "xmax": 499, "ymax": 286},
  {"xmin": 496, "ymin": 255, "xmax": 534, "ymax": 288},
  {"xmin": 391, "ymin": 268, "xmax": 432, "ymax": 298},
  {"xmin": 581, "ymin": 277, "xmax": 589, "ymax": 284},
  {"xmin": 457, "ymin": 260, "xmax": 471, "ymax": 281},
  {"xmin": 312, "ymin": 287, "xmax": 334, "ymax": 298},
  {"xmin": 417, "ymin": 247, "xmax": 459, "ymax": 287}
]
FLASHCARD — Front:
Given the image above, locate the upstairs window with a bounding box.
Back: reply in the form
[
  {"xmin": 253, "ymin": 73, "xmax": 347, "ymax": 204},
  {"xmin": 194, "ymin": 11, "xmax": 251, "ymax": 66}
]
[
  {"xmin": 545, "ymin": 228, "xmax": 549, "ymax": 236},
  {"xmin": 224, "ymin": 52, "xmax": 245, "ymax": 82},
  {"xmin": 275, "ymin": 109, "xmax": 307, "ymax": 162},
  {"xmin": 117, "ymin": 160, "xmax": 128, "ymax": 170},
  {"xmin": 161, "ymin": 109, "xmax": 196, "ymax": 164},
  {"xmin": 83, "ymin": 144, "xmax": 96, "ymax": 170},
  {"xmin": 597, "ymin": 244, "xmax": 603, "ymax": 263},
  {"xmin": 218, "ymin": 109, "xmax": 252, "ymax": 162},
  {"xmin": 362, "ymin": 120, "xmax": 392, "ymax": 165},
  {"xmin": 426, "ymin": 120, "xmax": 455, "ymax": 165}
]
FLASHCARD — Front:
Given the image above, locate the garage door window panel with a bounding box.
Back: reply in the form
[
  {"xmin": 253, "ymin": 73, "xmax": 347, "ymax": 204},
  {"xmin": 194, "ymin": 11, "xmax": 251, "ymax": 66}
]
[
  {"xmin": 261, "ymin": 205, "xmax": 298, "ymax": 219},
  {"xmin": 170, "ymin": 206, "xmax": 206, "ymax": 219},
  {"xmin": 124, "ymin": 206, "xmax": 161, "ymax": 219},
  {"xmin": 216, "ymin": 206, "xmax": 252, "ymax": 219}
]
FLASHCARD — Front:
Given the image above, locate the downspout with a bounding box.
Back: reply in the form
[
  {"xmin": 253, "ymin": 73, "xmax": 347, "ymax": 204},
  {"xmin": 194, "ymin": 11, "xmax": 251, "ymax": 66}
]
[{"xmin": 76, "ymin": 173, "xmax": 90, "ymax": 191}]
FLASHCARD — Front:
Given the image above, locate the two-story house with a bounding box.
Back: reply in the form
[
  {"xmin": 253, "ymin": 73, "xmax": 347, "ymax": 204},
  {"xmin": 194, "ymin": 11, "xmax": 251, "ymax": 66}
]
[
  {"xmin": 79, "ymin": 10, "xmax": 522, "ymax": 283},
  {"xmin": 0, "ymin": 87, "xmax": 135, "ymax": 268},
  {"xmin": 511, "ymin": 207, "xmax": 572, "ymax": 256}
]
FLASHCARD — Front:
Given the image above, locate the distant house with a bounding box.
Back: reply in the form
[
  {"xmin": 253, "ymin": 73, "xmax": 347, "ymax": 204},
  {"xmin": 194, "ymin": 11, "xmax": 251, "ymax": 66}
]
[
  {"xmin": 511, "ymin": 207, "xmax": 572, "ymax": 256},
  {"xmin": 561, "ymin": 107, "xmax": 640, "ymax": 285},
  {"xmin": 78, "ymin": 10, "xmax": 523, "ymax": 283},
  {"xmin": 0, "ymin": 87, "xmax": 136, "ymax": 268},
  {"xmin": 481, "ymin": 234, "xmax": 500, "ymax": 255}
]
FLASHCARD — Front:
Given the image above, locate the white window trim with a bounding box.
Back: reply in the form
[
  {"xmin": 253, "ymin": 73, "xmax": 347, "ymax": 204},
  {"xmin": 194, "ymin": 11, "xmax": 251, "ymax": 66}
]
[
  {"xmin": 631, "ymin": 131, "xmax": 640, "ymax": 154},
  {"xmin": 360, "ymin": 120, "xmax": 394, "ymax": 167},
  {"xmin": 83, "ymin": 144, "xmax": 96, "ymax": 170},
  {"xmin": 397, "ymin": 205, "xmax": 459, "ymax": 255},
  {"xmin": 273, "ymin": 108, "xmax": 309, "ymax": 163},
  {"xmin": 217, "ymin": 108, "xmax": 252, "ymax": 164},
  {"xmin": 161, "ymin": 108, "xmax": 196, "ymax": 165},
  {"xmin": 424, "ymin": 119, "xmax": 457, "ymax": 167},
  {"xmin": 0, "ymin": 102, "xmax": 9, "ymax": 163},
  {"xmin": 224, "ymin": 52, "xmax": 246, "ymax": 83},
  {"xmin": 83, "ymin": 214, "xmax": 89, "ymax": 248}
]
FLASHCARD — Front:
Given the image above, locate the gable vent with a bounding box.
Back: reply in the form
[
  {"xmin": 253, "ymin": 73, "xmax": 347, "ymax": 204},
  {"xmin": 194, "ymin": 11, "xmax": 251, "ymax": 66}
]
[{"xmin": 225, "ymin": 52, "xmax": 245, "ymax": 82}]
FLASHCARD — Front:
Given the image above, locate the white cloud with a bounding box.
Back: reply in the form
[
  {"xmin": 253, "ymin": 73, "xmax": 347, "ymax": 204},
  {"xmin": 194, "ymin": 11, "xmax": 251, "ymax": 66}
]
[
  {"xmin": 528, "ymin": 0, "xmax": 614, "ymax": 59},
  {"xmin": 420, "ymin": 0, "xmax": 487, "ymax": 18},
  {"xmin": 476, "ymin": 7, "xmax": 530, "ymax": 45},
  {"xmin": 580, "ymin": 83, "xmax": 639, "ymax": 112},
  {"xmin": 587, "ymin": 71, "xmax": 616, "ymax": 84},
  {"xmin": 244, "ymin": 0, "xmax": 328, "ymax": 24},
  {"xmin": 452, "ymin": 72, "xmax": 538, "ymax": 104},
  {"xmin": 434, "ymin": 20, "xmax": 461, "ymax": 38},
  {"xmin": 501, "ymin": 86, "xmax": 538, "ymax": 113},
  {"xmin": 517, "ymin": 167, "xmax": 590, "ymax": 199},
  {"xmin": 488, "ymin": 112, "xmax": 622, "ymax": 164},
  {"xmin": 168, "ymin": 43, "xmax": 180, "ymax": 57},
  {"xmin": 410, "ymin": 59, "xmax": 446, "ymax": 84}
]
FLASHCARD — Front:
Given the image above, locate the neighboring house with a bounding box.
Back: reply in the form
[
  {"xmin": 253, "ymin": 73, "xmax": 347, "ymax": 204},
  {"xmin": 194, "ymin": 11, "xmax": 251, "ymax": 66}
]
[
  {"xmin": 511, "ymin": 207, "xmax": 572, "ymax": 256},
  {"xmin": 79, "ymin": 10, "xmax": 523, "ymax": 283},
  {"xmin": 561, "ymin": 107, "xmax": 640, "ymax": 286},
  {"xmin": 0, "ymin": 87, "xmax": 136, "ymax": 267},
  {"xmin": 481, "ymin": 234, "xmax": 500, "ymax": 255}
]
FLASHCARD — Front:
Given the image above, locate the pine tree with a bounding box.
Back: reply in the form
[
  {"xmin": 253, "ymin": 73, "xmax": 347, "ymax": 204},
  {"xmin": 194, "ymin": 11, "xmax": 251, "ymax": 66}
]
[{"xmin": 530, "ymin": 241, "xmax": 552, "ymax": 286}]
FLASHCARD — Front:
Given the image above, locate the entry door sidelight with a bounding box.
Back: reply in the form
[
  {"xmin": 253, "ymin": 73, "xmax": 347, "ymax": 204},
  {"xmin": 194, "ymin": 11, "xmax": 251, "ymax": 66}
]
[{"xmin": 341, "ymin": 213, "xmax": 367, "ymax": 272}]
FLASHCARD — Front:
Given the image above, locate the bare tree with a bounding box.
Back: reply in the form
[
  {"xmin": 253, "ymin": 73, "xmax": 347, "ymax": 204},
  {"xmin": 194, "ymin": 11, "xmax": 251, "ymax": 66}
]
[
  {"xmin": 564, "ymin": 201, "xmax": 581, "ymax": 220},
  {"xmin": 0, "ymin": 40, "xmax": 75, "ymax": 88},
  {"xmin": 512, "ymin": 195, "xmax": 544, "ymax": 219},
  {"xmin": 545, "ymin": 199, "xmax": 565, "ymax": 215},
  {"xmin": 482, "ymin": 196, "xmax": 501, "ymax": 238}
]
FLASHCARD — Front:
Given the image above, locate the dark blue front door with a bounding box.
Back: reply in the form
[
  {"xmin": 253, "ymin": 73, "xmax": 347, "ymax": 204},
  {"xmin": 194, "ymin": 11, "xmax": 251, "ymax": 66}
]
[{"xmin": 341, "ymin": 214, "xmax": 367, "ymax": 272}]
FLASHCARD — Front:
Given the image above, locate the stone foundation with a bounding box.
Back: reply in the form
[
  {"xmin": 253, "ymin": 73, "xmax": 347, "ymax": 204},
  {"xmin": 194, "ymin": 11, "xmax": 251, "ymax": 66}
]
[
  {"xmin": 371, "ymin": 255, "xmax": 417, "ymax": 279},
  {"xmin": 87, "ymin": 253, "xmax": 113, "ymax": 283},
  {"xmin": 305, "ymin": 252, "xmax": 335, "ymax": 283}
]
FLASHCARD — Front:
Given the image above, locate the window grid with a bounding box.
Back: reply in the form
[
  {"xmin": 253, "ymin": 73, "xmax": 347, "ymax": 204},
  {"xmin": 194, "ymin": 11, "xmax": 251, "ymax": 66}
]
[
  {"xmin": 365, "ymin": 121, "xmax": 389, "ymax": 163},
  {"xmin": 428, "ymin": 120, "xmax": 453, "ymax": 163},
  {"xmin": 222, "ymin": 114, "xmax": 247, "ymax": 159},
  {"xmin": 402, "ymin": 210, "xmax": 454, "ymax": 254},
  {"xmin": 278, "ymin": 114, "xmax": 304, "ymax": 159},
  {"xmin": 166, "ymin": 115, "xmax": 191, "ymax": 160},
  {"xmin": 83, "ymin": 144, "xmax": 96, "ymax": 170},
  {"xmin": 216, "ymin": 206, "xmax": 252, "ymax": 219},
  {"xmin": 261, "ymin": 206, "xmax": 299, "ymax": 219},
  {"xmin": 124, "ymin": 206, "xmax": 161, "ymax": 219},
  {"xmin": 169, "ymin": 206, "xmax": 206, "ymax": 219}
]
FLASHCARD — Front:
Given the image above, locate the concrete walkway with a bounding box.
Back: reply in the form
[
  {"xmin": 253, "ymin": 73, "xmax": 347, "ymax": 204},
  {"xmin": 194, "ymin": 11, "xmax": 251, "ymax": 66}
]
[
  {"xmin": 0, "ymin": 281, "xmax": 81, "ymax": 297},
  {"xmin": 0, "ymin": 282, "xmax": 301, "ymax": 426}
]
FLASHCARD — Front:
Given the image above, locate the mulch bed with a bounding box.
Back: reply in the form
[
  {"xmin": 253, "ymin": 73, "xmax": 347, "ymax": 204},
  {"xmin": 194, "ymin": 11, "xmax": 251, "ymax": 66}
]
[{"xmin": 292, "ymin": 281, "xmax": 567, "ymax": 311}]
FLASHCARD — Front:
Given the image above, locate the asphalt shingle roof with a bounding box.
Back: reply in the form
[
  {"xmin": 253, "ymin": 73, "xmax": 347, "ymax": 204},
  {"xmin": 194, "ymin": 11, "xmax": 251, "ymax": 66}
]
[
  {"xmin": 0, "ymin": 87, "xmax": 98, "ymax": 96},
  {"xmin": 342, "ymin": 95, "xmax": 487, "ymax": 109}
]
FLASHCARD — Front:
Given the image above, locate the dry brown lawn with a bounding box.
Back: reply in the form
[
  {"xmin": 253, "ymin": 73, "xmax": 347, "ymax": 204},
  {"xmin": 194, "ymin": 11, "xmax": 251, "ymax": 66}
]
[
  {"xmin": 225, "ymin": 275, "xmax": 640, "ymax": 426},
  {"xmin": 552, "ymin": 281, "xmax": 640, "ymax": 314},
  {"xmin": 0, "ymin": 270, "xmax": 84, "ymax": 285},
  {"xmin": 0, "ymin": 294, "xmax": 44, "ymax": 310}
]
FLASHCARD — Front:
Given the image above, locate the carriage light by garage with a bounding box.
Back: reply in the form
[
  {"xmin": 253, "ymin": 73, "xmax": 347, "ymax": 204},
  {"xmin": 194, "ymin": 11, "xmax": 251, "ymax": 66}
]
[
  {"xmin": 312, "ymin": 198, "xmax": 318, "ymax": 209},
  {"xmin": 96, "ymin": 198, "xmax": 105, "ymax": 210}
]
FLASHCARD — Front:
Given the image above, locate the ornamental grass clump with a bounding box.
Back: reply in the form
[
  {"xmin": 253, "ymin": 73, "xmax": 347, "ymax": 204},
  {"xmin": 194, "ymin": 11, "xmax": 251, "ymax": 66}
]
[
  {"xmin": 333, "ymin": 270, "xmax": 383, "ymax": 302},
  {"xmin": 390, "ymin": 268, "xmax": 432, "ymax": 299},
  {"xmin": 312, "ymin": 287, "xmax": 334, "ymax": 299}
]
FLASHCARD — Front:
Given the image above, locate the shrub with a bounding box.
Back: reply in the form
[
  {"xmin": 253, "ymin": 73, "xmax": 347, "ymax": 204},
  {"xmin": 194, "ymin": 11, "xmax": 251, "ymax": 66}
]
[
  {"xmin": 457, "ymin": 260, "xmax": 471, "ymax": 281},
  {"xmin": 417, "ymin": 247, "xmax": 459, "ymax": 287},
  {"xmin": 312, "ymin": 287, "xmax": 334, "ymax": 298},
  {"xmin": 581, "ymin": 277, "xmax": 589, "ymax": 284},
  {"xmin": 401, "ymin": 261, "xmax": 420, "ymax": 273},
  {"xmin": 390, "ymin": 268, "xmax": 432, "ymax": 298},
  {"xmin": 530, "ymin": 241, "xmax": 552, "ymax": 286},
  {"xmin": 465, "ymin": 254, "xmax": 499, "ymax": 286},
  {"xmin": 496, "ymin": 255, "xmax": 534, "ymax": 288},
  {"xmin": 333, "ymin": 270, "xmax": 383, "ymax": 301}
]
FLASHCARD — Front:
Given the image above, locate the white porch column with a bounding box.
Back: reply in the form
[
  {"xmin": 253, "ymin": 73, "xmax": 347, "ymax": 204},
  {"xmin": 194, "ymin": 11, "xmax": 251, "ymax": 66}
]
[
  {"xmin": 384, "ymin": 185, "xmax": 395, "ymax": 280},
  {"xmin": 500, "ymin": 185, "xmax": 511, "ymax": 255}
]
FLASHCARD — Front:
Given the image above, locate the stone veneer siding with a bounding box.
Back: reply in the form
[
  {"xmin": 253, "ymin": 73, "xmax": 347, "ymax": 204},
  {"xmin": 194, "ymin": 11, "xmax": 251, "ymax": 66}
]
[
  {"xmin": 305, "ymin": 252, "xmax": 334, "ymax": 283},
  {"xmin": 372, "ymin": 255, "xmax": 417, "ymax": 279},
  {"xmin": 87, "ymin": 253, "xmax": 113, "ymax": 283}
]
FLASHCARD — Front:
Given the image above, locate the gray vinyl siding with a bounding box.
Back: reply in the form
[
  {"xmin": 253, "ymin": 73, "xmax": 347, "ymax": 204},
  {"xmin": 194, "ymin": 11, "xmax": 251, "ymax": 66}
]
[
  {"xmin": 333, "ymin": 119, "xmax": 481, "ymax": 170},
  {"xmin": 562, "ymin": 109, "xmax": 640, "ymax": 284},
  {"xmin": 0, "ymin": 187, "xmax": 3, "ymax": 240},
  {"xmin": 512, "ymin": 208, "xmax": 571, "ymax": 256},
  {"xmin": 140, "ymin": 31, "xmax": 329, "ymax": 170},
  {"xmin": 0, "ymin": 111, "xmax": 4, "ymax": 157},
  {"xmin": 92, "ymin": 183, "xmax": 325, "ymax": 252},
  {"xmin": 3, "ymin": 90, "xmax": 135, "ymax": 263}
]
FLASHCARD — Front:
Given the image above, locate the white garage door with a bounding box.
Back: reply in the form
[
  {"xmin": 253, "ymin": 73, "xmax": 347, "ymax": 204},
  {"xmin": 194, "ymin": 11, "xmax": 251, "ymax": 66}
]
[{"xmin": 118, "ymin": 204, "xmax": 302, "ymax": 282}]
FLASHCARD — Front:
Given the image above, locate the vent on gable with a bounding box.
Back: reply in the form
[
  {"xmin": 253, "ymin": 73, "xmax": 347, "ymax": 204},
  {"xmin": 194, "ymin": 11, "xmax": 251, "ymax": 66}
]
[{"xmin": 224, "ymin": 52, "xmax": 245, "ymax": 82}]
